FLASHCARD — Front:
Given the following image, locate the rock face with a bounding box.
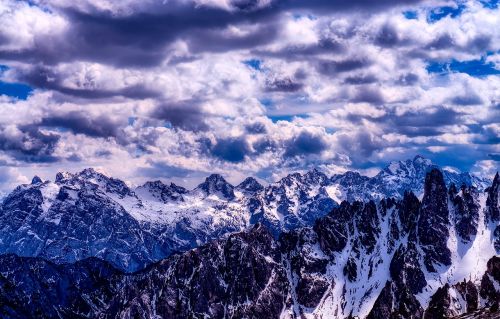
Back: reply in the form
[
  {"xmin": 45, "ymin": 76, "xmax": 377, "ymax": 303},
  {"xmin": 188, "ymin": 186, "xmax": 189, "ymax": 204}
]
[
  {"xmin": 0, "ymin": 169, "xmax": 498, "ymax": 318},
  {"xmin": 0, "ymin": 254, "xmax": 122, "ymax": 318},
  {"xmin": 418, "ymin": 169, "xmax": 451, "ymax": 272}
]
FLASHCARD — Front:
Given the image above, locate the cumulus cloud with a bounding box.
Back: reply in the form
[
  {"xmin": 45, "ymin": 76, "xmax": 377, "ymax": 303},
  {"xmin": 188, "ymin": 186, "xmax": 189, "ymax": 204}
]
[
  {"xmin": 0, "ymin": 0, "xmax": 499, "ymax": 192},
  {"xmin": 0, "ymin": 125, "xmax": 60, "ymax": 162}
]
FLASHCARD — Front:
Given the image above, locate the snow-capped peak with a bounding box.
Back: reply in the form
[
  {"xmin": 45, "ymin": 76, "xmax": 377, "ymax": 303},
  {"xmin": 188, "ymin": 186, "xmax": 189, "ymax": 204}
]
[
  {"xmin": 31, "ymin": 176, "xmax": 43, "ymax": 185},
  {"xmin": 236, "ymin": 177, "xmax": 264, "ymax": 193},
  {"xmin": 136, "ymin": 180, "xmax": 187, "ymax": 202},
  {"xmin": 196, "ymin": 173, "xmax": 235, "ymax": 200}
]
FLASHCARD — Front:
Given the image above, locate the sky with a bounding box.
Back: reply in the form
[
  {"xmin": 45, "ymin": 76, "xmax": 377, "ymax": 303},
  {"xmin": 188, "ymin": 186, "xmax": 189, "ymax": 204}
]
[{"xmin": 0, "ymin": 0, "xmax": 499, "ymax": 192}]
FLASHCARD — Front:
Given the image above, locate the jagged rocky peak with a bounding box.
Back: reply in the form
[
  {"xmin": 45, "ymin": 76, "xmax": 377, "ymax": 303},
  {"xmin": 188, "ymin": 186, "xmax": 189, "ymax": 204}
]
[
  {"xmin": 55, "ymin": 171, "xmax": 74, "ymax": 183},
  {"xmin": 137, "ymin": 180, "xmax": 187, "ymax": 202},
  {"xmin": 302, "ymin": 168, "xmax": 329, "ymax": 185},
  {"xmin": 419, "ymin": 168, "xmax": 452, "ymax": 272},
  {"xmin": 31, "ymin": 175, "xmax": 43, "ymax": 185},
  {"xmin": 197, "ymin": 173, "xmax": 235, "ymax": 200},
  {"xmin": 486, "ymin": 172, "xmax": 500, "ymax": 252},
  {"xmin": 380, "ymin": 154, "xmax": 431, "ymax": 175},
  {"xmin": 423, "ymin": 168, "xmax": 447, "ymax": 194},
  {"xmin": 236, "ymin": 177, "xmax": 264, "ymax": 193},
  {"xmin": 449, "ymin": 182, "xmax": 480, "ymax": 242},
  {"xmin": 59, "ymin": 168, "xmax": 134, "ymax": 198},
  {"xmin": 486, "ymin": 172, "xmax": 500, "ymax": 223},
  {"xmin": 331, "ymin": 170, "xmax": 368, "ymax": 182},
  {"xmin": 413, "ymin": 154, "xmax": 431, "ymax": 163}
]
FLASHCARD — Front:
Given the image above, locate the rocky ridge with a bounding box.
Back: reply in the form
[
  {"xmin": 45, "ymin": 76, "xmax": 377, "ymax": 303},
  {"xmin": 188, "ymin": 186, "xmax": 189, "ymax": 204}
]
[
  {"xmin": 0, "ymin": 156, "xmax": 491, "ymax": 272},
  {"xmin": 0, "ymin": 169, "xmax": 498, "ymax": 318}
]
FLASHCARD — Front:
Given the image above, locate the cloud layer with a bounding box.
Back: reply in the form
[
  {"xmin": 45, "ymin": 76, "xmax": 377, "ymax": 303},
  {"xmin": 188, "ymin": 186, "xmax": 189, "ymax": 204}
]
[{"xmin": 0, "ymin": 0, "xmax": 498, "ymax": 190}]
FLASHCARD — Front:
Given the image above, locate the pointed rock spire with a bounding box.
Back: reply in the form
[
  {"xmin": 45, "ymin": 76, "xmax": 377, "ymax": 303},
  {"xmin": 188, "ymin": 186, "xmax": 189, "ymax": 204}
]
[
  {"xmin": 418, "ymin": 169, "xmax": 451, "ymax": 272},
  {"xmin": 198, "ymin": 174, "xmax": 235, "ymax": 200},
  {"xmin": 31, "ymin": 176, "xmax": 43, "ymax": 185},
  {"xmin": 486, "ymin": 172, "xmax": 499, "ymax": 223},
  {"xmin": 237, "ymin": 177, "xmax": 263, "ymax": 193}
]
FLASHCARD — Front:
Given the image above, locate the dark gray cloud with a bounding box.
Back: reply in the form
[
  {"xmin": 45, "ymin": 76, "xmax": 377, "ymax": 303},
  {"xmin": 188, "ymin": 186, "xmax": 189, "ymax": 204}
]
[
  {"xmin": 344, "ymin": 74, "xmax": 378, "ymax": 85},
  {"xmin": 374, "ymin": 24, "xmax": 400, "ymax": 47},
  {"xmin": 185, "ymin": 20, "xmax": 281, "ymax": 53},
  {"xmin": 473, "ymin": 124, "xmax": 500, "ymax": 145},
  {"xmin": 137, "ymin": 160, "xmax": 207, "ymax": 179},
  {"xmin": 252, "ymin": 137, "xmax": 277, "ymax": 153},
  {"xmin": 245, "ymin": 122, "xmax": 267, "ymax": 134},
  {"xmin": 426, "ymin": 34, "xmax": 455, "ymax": 51},
  {"xmin": 318, "ymin": 58, "xmax": 372, "ymax": 77},
  {"xmin": 253, "ymin": 38, "xmax": 345, "ymax": 60},
  {"xmin": 337, "ymin": 130, "xmax": 386, "ymax": 159},
  {"xmin": 450, "ymin": 94, "xmax": 483, "ymax": 106},
  {"xmin": 396, "ymin": 73, "xmax": 419, "ymax": 86},
  {"xmin": 378, "ymin": 107, "xmax": 465, "ymax": 137},
  {"xmin": 265, "ymin": 78, "xmax": 304, "ymax": 92},
  {"xmin": 284, "ymin": 131, "xmax": 328, "ymax": 157},
  {"xmin": 276, "ymin": 0, "xmax": 423, "ymax": 13},
  {"xmin": 151, "ymin": 101, "xmax": 210, "ymax": 132},
  {"xmin": 211, "ymin": 137, "xmax": 251, "ymax": 163},
  {"xmin": 352, "ymin": 86, "xmax": 385, "ymax": 104},
  {"xmin": 488, "ymin": 153, "xmax": 500, "ymax": 161},
  {"xmin": 0, "ymin": 2, "xmax": 278, "ymax": 68},
  {"xmin": 0, "ymin": 125, "xmax": 60, "ymax": 162},
  {"xmin": 14, "ymin": 65, "xmax": 160, "ymax": 99},
  {"xmin": 0, "ymin": 0, "xmax": 422, "ymax": 70},
  {"xmin": 40, "ymin": 111, "xmax": 122, "ymax": 138}
]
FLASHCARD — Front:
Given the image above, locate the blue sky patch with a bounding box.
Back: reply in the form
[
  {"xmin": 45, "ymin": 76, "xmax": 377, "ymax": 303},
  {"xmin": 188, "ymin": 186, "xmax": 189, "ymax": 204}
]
[
  {"xmin": 403, "ymin": 11, "xmax": 418, "ymax": 20},
  {"xmin": 0, "ymin": 81, "xmax": 34, "ymax": 100},
  {"xmin": 427, "ymin": 3, "xmax": 465, "ymax": 22},
  {"xmin": 426, "ymin": 57, "xmax": 500, "ymax": 77},
  {"xmin": 243, "ymin": 59, "xmax": 262, "ymax": 71},
  {"xmin": 268, "ymin": 114, "xmax": 308, "ymax": 123},
  {"xmin": 480, "ymin": 0, "xmax": 499, "ymax": 9}
]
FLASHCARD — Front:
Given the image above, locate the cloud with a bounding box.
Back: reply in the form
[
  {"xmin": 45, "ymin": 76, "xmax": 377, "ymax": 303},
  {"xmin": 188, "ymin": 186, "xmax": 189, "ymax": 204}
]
[
  {"xmin": 151, "ymin": 101, "xmax": 210, "ymax": 132},
  {"xmin": 0, "ymin": 166, "xmax": 29, "ymax": 195},
  {"xmin": 284, "ymin": 130, "xmax": 328, "ymax": 157},
  {"xmin": 265, "ymin": 77, "xmax": 304, "ymax": 92},
  {"xmin": 0, "ymin": 125, "xmax": 60, "ymax": 162},
  {"xmin": 40, "ymin": 111, "xmax": 123, "ymax": 138},
  {"xmin": 336, "ymin": 129, "xmax": 386, "ymax": 159},
  {"xmin": 11, "ymin": 64, "xmax": 161, "ymax": 100},
  {"xmin": 318, "ymin": 58, "xmax": 372, "ymax": 76},
  {"xmin": 211, "ymin": 136, "xmax": 251, "ymax": 162},
  {"xmin": 0, "ymin": 0, "xmax": 498, "ymax": 191}
]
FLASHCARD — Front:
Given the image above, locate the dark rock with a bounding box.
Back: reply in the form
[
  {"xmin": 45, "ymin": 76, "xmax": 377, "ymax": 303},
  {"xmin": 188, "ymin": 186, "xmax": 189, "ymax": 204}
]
[
  {"xmin": 486, "ymin": 172, "xmax": 499, "ymax": 223},
  {"xmin": 196, "ymin": 174, "xmax": 235, "ymax": 200},
  {"xmin": 425, "ymin": 284, "xmax": 453, "ymax": 319},
  {"xmin": 449, "ymin": 184, "xmax": 480, "ymax": 242},
  {"xmin": 31, "ymin": 176, "xmax": 43, "ymax": 185},
  {"xmin": 236, "ymin": 177, "xmax": 264, "ymax": 193},
  {"xmin": 313, "ymin": 202, "xmax": 350, "ymax": 255},
  {"xmin": 418, "ymin": 169, "xmax": 451, "ymax": 272},
  {"xmin": 390, "ymin": 243, "xmax": 426, "ymax": 295}
]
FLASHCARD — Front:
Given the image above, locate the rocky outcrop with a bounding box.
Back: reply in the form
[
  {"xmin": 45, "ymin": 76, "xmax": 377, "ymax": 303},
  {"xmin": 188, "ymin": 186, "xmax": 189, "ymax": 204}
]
[{"xmin": 418, "ymin": 169, "xmax": 451, "ymax": 272}]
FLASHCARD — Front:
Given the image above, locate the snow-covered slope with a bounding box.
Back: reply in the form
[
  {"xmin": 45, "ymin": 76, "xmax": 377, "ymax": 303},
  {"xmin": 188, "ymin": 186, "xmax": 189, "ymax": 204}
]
[{"xmin": 0, "ymin": 156, "xmax": 490, "ymax": 272}]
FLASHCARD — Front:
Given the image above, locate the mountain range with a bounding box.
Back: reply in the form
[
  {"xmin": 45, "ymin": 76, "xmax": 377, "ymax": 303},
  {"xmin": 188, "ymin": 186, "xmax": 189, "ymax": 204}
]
[
  {"xmin": 0, "ymin": 155, "xmax": 491, "ymax": 272},
  {"xmin": 0, "ymin": 167, "xmax": 498, "ymax": 318}
]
